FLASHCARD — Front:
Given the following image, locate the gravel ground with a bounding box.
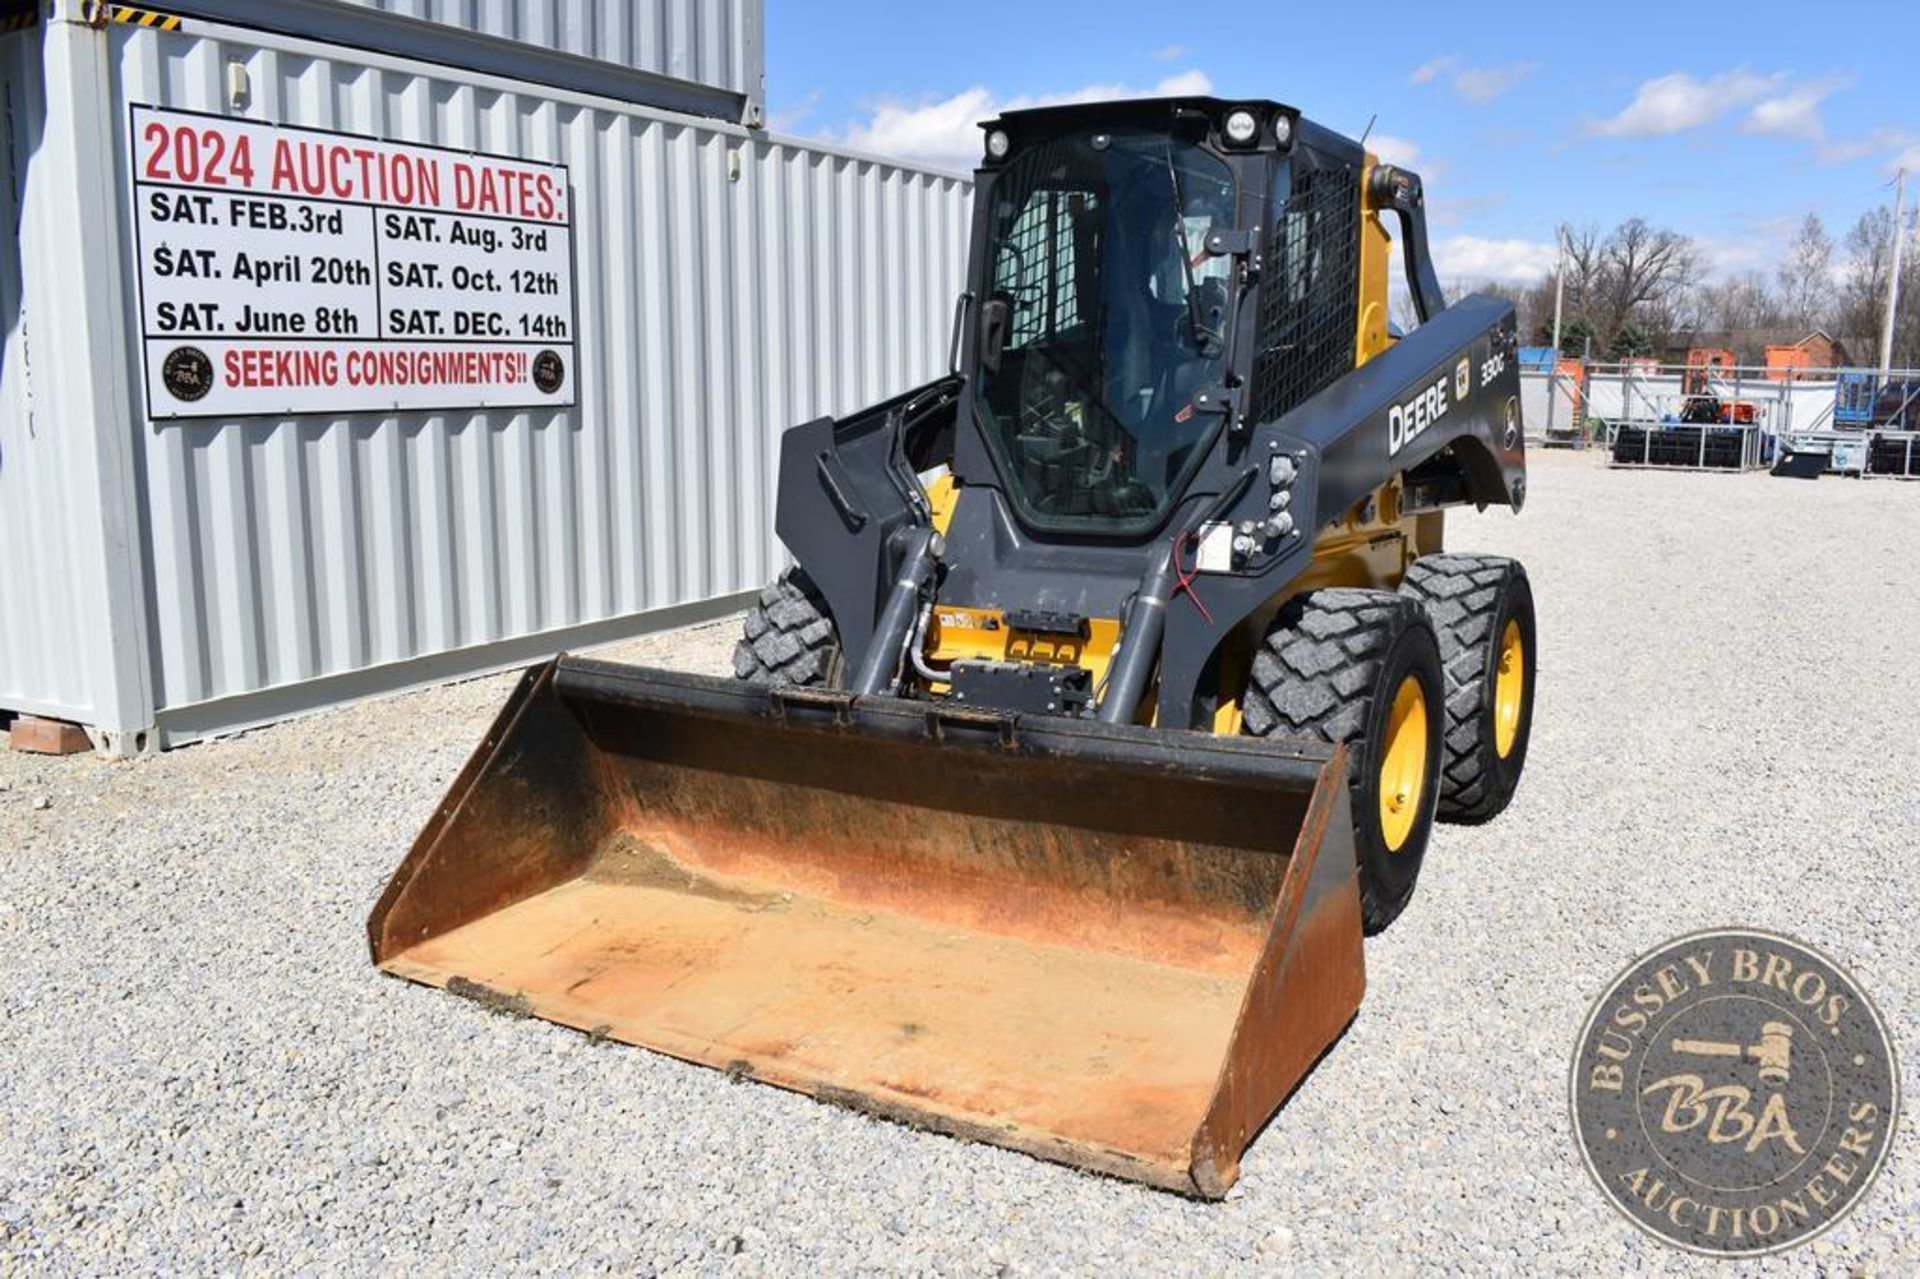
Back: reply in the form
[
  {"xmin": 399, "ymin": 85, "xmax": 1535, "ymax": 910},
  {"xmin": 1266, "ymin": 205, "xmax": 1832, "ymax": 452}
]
[{"xmin": 2, "ymin": 451, "xmax": 1916, "ymax": 1274}]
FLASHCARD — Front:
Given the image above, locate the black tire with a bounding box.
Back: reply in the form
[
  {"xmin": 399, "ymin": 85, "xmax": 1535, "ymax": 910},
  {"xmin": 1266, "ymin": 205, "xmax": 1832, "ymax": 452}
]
[
  {"xmin": 1243, "ymin": 589, "xmax": 1445, "ymax": 934},
  {"xmin": 1399, "ymin": 555, "xmax": 1536, "ymax": 824},
  {"xmin": 731, "ymin": 568, "xmax": 844, "ymax": 687}
]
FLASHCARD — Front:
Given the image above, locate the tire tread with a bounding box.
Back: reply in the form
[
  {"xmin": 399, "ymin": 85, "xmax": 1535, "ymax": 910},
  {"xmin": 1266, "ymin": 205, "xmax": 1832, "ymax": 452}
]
[
  {"xmin": 1243, "ymin": 588, "xmax": 1436, "ymax": 932},
  {"xmin": 1400, "ymin": 553, "xmax": 1525, "ymax": 823},
  {"xmin": 732, "ymin": 568, "xmax": 842, "ymax": 687}
]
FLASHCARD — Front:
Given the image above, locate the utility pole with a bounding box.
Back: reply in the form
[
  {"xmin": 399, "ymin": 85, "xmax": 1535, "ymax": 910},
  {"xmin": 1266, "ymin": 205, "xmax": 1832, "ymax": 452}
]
[
  {"xmin": 1547, "ymin": 225, "xmax": 1568, "ymax": 440},
  {"xmin": 1550, "ymin": 225, "xmax": 1568, "ymax": 355},
  {"xmin": 1880, "ymin": 168, "xmax": 1906, "ymax": 375}
]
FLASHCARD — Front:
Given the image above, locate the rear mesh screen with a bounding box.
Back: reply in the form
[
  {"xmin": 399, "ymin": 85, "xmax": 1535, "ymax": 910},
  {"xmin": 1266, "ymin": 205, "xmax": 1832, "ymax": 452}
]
[
  {"xmin": 992, "ymin": 185, "xmax": 1097, "ymax": 349},
  {"xmin": 1250, "ymin": 160, "xmax": 1359, "ymax": 424}
]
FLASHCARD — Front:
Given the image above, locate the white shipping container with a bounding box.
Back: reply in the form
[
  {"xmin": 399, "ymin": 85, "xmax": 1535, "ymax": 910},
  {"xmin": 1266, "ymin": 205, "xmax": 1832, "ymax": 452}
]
[
  {"xmin": 154, "ymin": 0, "xmax": 763, "ymax": 123},
  {"xmin": 0, "ymin": 5, "xmax": 972, "ymax": 752}
]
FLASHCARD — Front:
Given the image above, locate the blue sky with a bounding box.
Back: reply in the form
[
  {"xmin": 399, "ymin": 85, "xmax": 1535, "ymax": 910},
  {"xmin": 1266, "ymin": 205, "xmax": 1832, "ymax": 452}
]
[{"xmin": 766, "ymin": 0, "xmax": 1917, "ymax": 287}]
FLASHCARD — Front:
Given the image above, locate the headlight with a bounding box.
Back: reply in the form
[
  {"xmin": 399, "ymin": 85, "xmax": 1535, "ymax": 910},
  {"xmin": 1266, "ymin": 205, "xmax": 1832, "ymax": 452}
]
[
  {"xmin": 1223, "ymin": 109, "xmax": 1259, "ymax": 145},
  {"xmin": 985, "ymin": 129, "xmax": 1011, "ymax": 161},
  {"xmin": 1272, "ymin": 114, "xmax": 1293, "ymax": 148}
]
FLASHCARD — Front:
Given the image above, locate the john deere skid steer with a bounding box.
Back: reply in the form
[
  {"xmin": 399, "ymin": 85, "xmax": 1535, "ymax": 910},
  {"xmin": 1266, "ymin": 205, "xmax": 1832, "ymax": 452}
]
[{"xmin": 371, "ymin": 97, "xmax": 1537, "ymax": 1197}]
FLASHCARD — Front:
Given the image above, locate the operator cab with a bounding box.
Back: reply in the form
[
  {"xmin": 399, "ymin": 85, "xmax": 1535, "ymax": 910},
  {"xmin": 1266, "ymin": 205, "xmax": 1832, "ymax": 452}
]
[{"xmin": 974, "ymin": 126, "xmax": 1236, "ymax": 533}]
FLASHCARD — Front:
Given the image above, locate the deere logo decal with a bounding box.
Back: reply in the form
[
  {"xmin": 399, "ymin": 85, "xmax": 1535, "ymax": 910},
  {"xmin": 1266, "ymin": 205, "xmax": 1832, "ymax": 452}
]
[
  {"xmin": 1570, "ymin": 928, "xmax": 1898, "ymax": 1257},
  {"xmin": 1387, "ymin": 373, "xmax": 1449, "ymax": 456},
  {"xmin": 1454, "ymin": 356, "xmax": 1471, "ymax": 402}
]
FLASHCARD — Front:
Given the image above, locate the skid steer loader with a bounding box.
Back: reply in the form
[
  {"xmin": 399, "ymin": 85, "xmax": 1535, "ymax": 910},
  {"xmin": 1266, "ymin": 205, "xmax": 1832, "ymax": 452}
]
[{"xmin": 371, "ymin": 97, "xmax": 1537, "ymax": 1198}]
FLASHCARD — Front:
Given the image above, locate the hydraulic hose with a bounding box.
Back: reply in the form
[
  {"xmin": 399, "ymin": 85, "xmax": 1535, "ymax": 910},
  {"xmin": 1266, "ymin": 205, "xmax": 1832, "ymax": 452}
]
[
  {"xmin": 850, "ymin": 527, "xmax": 943, "ymax": 696},
  {"xmin": 1097, "ymin": 543, "xmax": 1177, "ymax": 724}
]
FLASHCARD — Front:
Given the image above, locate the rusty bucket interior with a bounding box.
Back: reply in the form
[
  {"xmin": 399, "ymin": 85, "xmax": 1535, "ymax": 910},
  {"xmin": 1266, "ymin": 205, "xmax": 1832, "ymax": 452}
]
[{"xmin": 369, "ymin": 657, "xmax": 1366, "ymax": 1197}]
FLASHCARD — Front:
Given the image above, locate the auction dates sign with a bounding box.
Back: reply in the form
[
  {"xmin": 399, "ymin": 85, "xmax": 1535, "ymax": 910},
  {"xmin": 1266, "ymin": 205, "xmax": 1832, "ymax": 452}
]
[{"xmin": 130, "ymin": 105, "xmax": 577, "ymax": 419}]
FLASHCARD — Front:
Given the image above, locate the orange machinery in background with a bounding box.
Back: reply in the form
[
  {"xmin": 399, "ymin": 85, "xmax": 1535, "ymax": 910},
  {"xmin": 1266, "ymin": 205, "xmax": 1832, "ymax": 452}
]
[
  {"xmin": 1766, "ymin": 346, "xmax": 1817, "ymax": 381},
  {"xmin": 1680, "ymin": 347, "xmax": 1756, "ymax": 423},
  {"xmin": 1682, "ymin": 347, "xmax": 1736, "ymax": 395}
]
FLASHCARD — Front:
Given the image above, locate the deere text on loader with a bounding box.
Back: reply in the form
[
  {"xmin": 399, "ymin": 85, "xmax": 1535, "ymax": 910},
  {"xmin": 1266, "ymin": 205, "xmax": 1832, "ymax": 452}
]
[{"xmin": 370, "ymin": 97, "xmax": 1537, "ymax": 1198}]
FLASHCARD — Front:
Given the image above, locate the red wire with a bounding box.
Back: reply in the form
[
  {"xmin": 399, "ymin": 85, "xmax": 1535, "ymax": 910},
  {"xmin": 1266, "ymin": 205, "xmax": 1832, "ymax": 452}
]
[{"xmin": 1170, "ymin": 530, "xmax": 1214, "ymax": 625}]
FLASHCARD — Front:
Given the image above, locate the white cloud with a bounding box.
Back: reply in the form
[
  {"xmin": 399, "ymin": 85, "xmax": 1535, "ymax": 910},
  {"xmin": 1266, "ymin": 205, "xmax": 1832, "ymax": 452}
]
[
  {"xmin": 766, "ymin": 91, "xmax": 820, "ymax": 134},
  {"xmin": 1745, "ymin": 94, "xmax": 1821, "ymax": 141},
  {"xmin": 1453, "ymin": 64, "xmax": 1537, "ymax": 104},
  {"xmin": 1151, "ymin": 70, "xmax": 1214, "ymax": 96},
  {"xmin": 1151, "ymin": 43, "xmax": 1187, "ymax": 61},
  {"xmin": 1692, "ymin": 232, "xmax": 1781, "ymax": 277},
  {"xmin": 835, "ymin": 71, "xmax": 1214, "ymax": 171},
  {"xmin": 1817, "ymin": 126, "xmax": 1919, "ymax": 170},
  {"xmin": 1744, "ymin": 78, "xmax": 1847, "ymax": 142},
  {"xmin": 838, "ymin": 87, "xmax": 997, "ymax": 169},
  {"xmin": 1431, "ymin": 235, "xmax": 1560, "ymax": 285},
  {"xmin": 1589, "ymin": 70, "xmax": 1778, "ymax": 138},
  {"xmin": 1426, "ymin": 192, "xmax": 1506, "ymax": 229},
  {"xmin": 1408, "ymin": 57, "xmax": 1538, "ymax": 103},
  {"xmin": 1368, "ymin": 133, "xmax": 1420, "ymax": 167},
  {"xmin": 1692, "ymin": 215, "xmax": 1832, "ymax": 281},
  {"xmin": 1817, "ymin": 133, "xmax": 1883, "ymax": 164}
]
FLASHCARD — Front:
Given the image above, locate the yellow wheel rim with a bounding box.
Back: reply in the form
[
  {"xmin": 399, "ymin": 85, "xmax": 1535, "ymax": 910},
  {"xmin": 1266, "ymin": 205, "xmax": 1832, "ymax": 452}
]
[
  {"xmin": 1378, "ymin": 675, "xmax": 1428, "ymax": 853},
  {"xmin": 1493, "ymin": 619, "xmax": 1525, "ymax": 759}
]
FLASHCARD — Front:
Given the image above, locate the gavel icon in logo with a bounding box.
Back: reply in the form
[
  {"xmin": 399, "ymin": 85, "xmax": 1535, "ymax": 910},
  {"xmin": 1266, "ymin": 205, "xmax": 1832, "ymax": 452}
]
[{"xmin": 1671, "ymin": 1021, "xmax": 1794, "ymax": 1086}]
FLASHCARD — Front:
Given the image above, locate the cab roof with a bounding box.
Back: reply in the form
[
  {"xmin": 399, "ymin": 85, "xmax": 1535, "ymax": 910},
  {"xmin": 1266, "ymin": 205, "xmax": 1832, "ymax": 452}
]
[{"xmin": 979, "ymin": 96, "xmax": 1360, "ymax": 164}]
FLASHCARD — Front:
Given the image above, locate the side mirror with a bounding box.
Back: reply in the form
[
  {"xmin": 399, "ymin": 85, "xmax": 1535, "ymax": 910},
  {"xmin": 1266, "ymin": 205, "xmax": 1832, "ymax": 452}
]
[{"xmin": 978, "ymin": 297, "xmax": 1011, "ymax": 374}]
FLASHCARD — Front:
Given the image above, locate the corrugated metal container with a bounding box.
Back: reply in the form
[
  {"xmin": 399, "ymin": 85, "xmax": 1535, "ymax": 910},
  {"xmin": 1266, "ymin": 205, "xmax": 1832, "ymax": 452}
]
[
  {"xmin": 159, "ymin": 0, "xmax": 765, "ymax": 124},
  {"xmin": 326, "ymin": 0, "xmax": 763, "ymax": 107},
  {"xmin": 3, "ymin": 21, "xmax": 158, "ymax": 746},
  {"xmin": 1, "ymin": 6, "xmax": 971, "ymax": 751}
]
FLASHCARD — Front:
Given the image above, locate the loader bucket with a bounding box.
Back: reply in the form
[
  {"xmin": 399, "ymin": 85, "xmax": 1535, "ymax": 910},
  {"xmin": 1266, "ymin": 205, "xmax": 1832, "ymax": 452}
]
[{"xmin": 370, "ymin": 657, "xmax": 1365, "ymax": 1197}]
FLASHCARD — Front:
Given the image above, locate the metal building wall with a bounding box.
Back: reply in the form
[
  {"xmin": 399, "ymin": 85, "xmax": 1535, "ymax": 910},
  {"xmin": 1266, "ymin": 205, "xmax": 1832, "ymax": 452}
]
[
  {"xmin": 3, "ymin": 12, "xmax": 971, "ymax": 747},
  {"xmin": 158, "ymin": 0, "xmax": 764, "ymax": 124},
  {"xmin": 0, "ymin": 31, "xmax": 73, "ymax": 721},
  {"xmin": 325, "ymin": 0, "xmax": 763, "ymax": 103},
  {"xmin": 2, "ymin": 23, "xmax": 156, "ymax": 746}
]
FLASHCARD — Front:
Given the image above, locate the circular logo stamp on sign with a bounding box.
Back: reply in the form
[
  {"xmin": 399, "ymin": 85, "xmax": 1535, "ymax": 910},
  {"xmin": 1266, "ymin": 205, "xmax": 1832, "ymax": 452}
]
[
  {"xmin": 532, "ymin": 349, "xmax": 566, "ymax": 395},
  {"xmin": 162, "ymin": 346, "xmax": 214, "ymax": 403},
  {"xmin": 1570, "ymin": 929, "xmax": 1898, "ymax": 1257}
]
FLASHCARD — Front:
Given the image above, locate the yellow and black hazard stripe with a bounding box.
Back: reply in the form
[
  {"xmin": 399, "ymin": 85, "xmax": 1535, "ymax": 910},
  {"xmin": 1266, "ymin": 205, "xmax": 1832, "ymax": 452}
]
[
  {"xmin": 83, "ymin": 2, "xmax": 181, "ymax": 29},
  {"xmin": 0, "ymin": 0, "xmax": 41, "ymax": 35}
]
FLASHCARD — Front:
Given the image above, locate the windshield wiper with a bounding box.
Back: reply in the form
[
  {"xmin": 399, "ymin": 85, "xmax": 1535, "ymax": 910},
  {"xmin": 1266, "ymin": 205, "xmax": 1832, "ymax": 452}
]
[{"xmin": 1162, "ymin": 141, "xmax": 1220, "ymax": 354}]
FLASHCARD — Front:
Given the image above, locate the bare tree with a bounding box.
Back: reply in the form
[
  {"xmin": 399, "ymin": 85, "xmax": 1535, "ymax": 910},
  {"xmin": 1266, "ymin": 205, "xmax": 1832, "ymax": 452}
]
[
  {"xmin": 1635, "ymin": 258, "xmax": 1706, "ymax": 349},
  {"xmin": 1389, "ymin": 285, "xmax": 1423, "ymax": 335},
  {"xmin": 1776, "ymin": 213, "xmax": 1835, "ymax": 333},
  {"xmin": 1697, "ymin": 270, "xmax": 1785, "ymax": 335},
  {"xmin": 1891, "ymin": 212, "xmax": 1920, "ymax": 368},
  {"xmin": 1560, "ymin": 224, "xmax": 1604, "ymax": 322},
  {"xmin": 1592, "ymin": 217, "xmax": 1699, "ymax": 346},
  {"xmin": 1517, "ymin": 274, "xmax": 1560, "ymax": 342},
  {"xmin": 1835, "ymin": 207, "xmax": 1920, "ymax": 366},
  {"xmin": 1461, "ymin": 279, "xmax": 1536, "ymax": 336},
  {"xmin": 1436, "ymin": 219, "xmax": 1696, "ymax": 353},
  {"xmin": 1837, "ymin": 208, "xmax": 1893, "ymax": 344}
]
